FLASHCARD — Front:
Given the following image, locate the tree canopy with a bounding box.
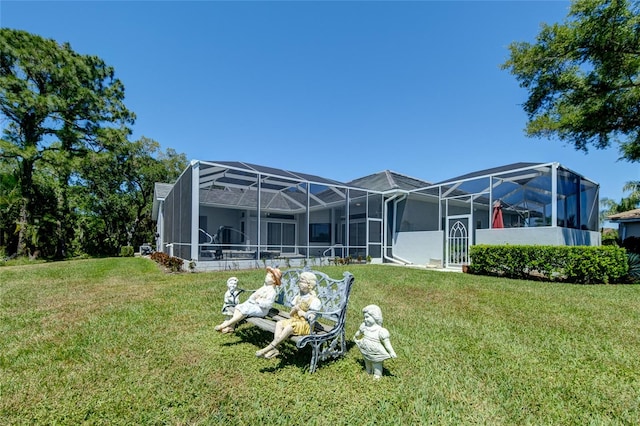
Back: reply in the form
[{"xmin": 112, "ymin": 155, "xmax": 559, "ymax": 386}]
[
  {"xmin": 503, "ymin": 0, "xmax": 640, "ymax": 163},
  {"xmin": 601, "ymin": 180, "xmax": 640, "ymax": 217},
  {"xmin": 0, "ymin": 28, "xmax": 136, "ymax": 256},
  {"xmin": 0, "ymin": 29, "xmax": 187, "ymax": 259},
  {"xmin": 72, "ymin": 137, "xmax": 187, "ymax": 256}
]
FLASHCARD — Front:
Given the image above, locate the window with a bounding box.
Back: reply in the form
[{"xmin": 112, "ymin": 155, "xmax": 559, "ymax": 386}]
[
  {"xmin": 267, "ymin": 222, "xmax": 296, "ymax": 253},
  {"xmin": 309, "ymin": 223, "xmax": 331, "ymax": 243}
]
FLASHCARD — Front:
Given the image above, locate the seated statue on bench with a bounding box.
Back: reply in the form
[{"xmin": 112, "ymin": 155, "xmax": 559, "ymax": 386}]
[
  {"xmin": 221, "ymin": 276, "xmax": 241, "ymax": 319},
  {"xmin": 255, "ymin": 271, "xmax": 321, "ymax": 359},
  {"xmin": 214, "ymin": 267, "xmax": 282, "ymax": 334}
]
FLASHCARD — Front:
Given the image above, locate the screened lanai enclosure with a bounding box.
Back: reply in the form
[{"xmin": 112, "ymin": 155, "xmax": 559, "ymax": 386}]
[
  {"xmin": 153, "ymin": 161, "xmax": 600, "ymax": 271},
  {"xmin": 392, "ymin": 162, "xmax": 600, "ymax": 268},
  {"xmin": 153, "ymin": 161, "xmax": 384, "ymax": 270}
]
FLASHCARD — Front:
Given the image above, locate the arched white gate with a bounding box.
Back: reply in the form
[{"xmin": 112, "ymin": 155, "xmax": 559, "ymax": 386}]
[{"xmin": 447, "ymin": 215, "xmax": 470, "ymax": 268}]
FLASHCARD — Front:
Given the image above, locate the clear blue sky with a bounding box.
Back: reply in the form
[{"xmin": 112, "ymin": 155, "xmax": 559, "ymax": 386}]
[{"xmin": 2, "ymin": 1, "xmax": 638, "ymax": 205}]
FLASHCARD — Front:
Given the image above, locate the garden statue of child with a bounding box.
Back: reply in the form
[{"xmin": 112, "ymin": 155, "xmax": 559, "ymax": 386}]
[
  {"xmin": 255, "ymin": 271, "xmax": 321, "ymax": 359},
  {"xmin": 214, "ymin": 267, "xmax": 282, "ymax": 334},
  {"xmin": 353, "ymin": 304, "xmax": 397, "ymax": 379},
  {"xmin": 221, "ymin": 276, "xmax": 241, "ymax": 319}
]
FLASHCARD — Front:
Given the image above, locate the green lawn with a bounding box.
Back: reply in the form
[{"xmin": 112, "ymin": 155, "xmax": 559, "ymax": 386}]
[{"xmin": 1, "ymin": 258, "xmax": 639, "ymax": 424}]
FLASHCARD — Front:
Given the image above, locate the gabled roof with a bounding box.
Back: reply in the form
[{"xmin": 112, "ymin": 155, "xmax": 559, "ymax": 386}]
[
  {"xmin": 154, "ymin": 183, "xmax": 173, "ymax": 199},
  {"xmin": 348, "ymin": 170, "xmax": 431, "ymax": 192},
  {"xmin": 152, "ymin": 183, "xmax": 174, "ymax": 220},
  {"xmin": 608, "ymin": 208, "xmax": 640, "ymax": 222}
]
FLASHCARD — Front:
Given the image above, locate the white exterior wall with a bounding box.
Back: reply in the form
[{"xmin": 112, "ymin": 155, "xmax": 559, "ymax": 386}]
[
  {"xmin": 393, "ymin": 230, "xmax": 444, "ymax": 265},
  {"xmin": 476, "ymin": 227, "xmax": 601, "ymax": 246}
]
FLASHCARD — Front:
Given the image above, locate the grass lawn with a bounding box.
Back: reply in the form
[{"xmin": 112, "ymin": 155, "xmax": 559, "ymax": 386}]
[{"xmin": 1, "ymin": 258, "xmax": 639, "ymax": 425}]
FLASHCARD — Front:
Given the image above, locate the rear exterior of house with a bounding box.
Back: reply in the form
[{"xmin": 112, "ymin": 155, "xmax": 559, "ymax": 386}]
[
  {"xmin": 152, "ymin": 161, "xmax": 600, "ymax": 271},
  {"xmin": 608, "ymin": 208, "xmax": 640, "ymax": 240}
]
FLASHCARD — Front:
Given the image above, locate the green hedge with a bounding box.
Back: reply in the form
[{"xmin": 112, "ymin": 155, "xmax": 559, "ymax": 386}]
[
  {"xmin": 119, "ymin": 246, "xmax": 134, "ymax": 257},
  {"xmin": 469, "ymin": 245, "xmax": 628, "ymax": 284}
]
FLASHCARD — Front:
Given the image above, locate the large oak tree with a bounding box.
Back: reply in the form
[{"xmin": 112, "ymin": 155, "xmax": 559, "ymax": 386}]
[{"xmin": 503, "ymin": 0, "xmax": 640, "ymax": 163}]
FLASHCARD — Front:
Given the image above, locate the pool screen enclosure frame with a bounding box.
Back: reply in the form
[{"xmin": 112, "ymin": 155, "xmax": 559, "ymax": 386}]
[
  {"xmin": 158, "ymin": 160, "xmax": 384, "ymax": 263},
  {"xmin": 155, "ymin": 161, "xmax": 600, "ymax": 268}
]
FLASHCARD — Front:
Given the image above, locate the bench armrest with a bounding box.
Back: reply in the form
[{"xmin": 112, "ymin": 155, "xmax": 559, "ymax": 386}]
[{"xmin": 305, "ymin": 311, "xmax": 319, "ymax": 333}]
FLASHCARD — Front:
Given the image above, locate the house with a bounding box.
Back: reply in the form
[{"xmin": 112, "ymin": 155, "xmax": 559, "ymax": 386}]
[
  {"xmin": 607, "ymin": 208, "xmax": 640, "ymax": 240},
  {"xmin": 152, "ymin": 161, "xmax": 601, "ymax": 271}
]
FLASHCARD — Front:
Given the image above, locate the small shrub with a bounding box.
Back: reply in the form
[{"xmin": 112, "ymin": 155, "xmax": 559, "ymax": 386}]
[
  {"xmin": 150, "ymin": 251, "xmax": 183, "ymax": 272},
  {"xmin": 601, "ymin": 229, "xmax": 619, "ymax": 246},
  {"xmin": 166, "ymin": 256, "xmax": 183, "ymax": 272},
  {"xmin": 120, "ymin": 246, "xmax": 134, "ymax": 257}
]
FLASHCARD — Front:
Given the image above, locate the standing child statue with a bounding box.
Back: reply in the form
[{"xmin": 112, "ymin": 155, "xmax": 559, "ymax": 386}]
[
  {"xmin": 214, "ymin": 267, "xmax": 282, "ymax": 334},
  {"xmin": 255, "ymin": 271, "xmax": 321, "ymax": 359},
  {"xmin": 221, "ymin": 277, "xmax": 241, "ymax": 319},
  {"xmin": 354, "ymin": 304, "xmax": 397, "ymax": 379}
]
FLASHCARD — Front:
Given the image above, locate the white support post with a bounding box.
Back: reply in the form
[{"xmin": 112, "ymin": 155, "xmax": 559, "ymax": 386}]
[
  {"xmin": 191, "ymin": 161, "xmax": 200, "ymax": 261},
  {"xmin": 257, "ymin": 174, "xmax": 262, "ymax": 257},
  {"xmin": 551, "ymin": 162, "xmax": 558, "ymax": 228},
  {"xmin": 306, "ymin": 183, "xmax": 310, "ymax": 258},
  {"xmin": 345, "ymin": 189, "xmax": 350, "ymax": 256}
]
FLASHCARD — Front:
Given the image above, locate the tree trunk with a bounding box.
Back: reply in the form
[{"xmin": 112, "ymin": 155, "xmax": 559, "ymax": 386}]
[
  {"xmin": 16, "ymin": 199, "xmax": 29, "ymax": 257},
  {"xmin": 16, "ymin": 158, "xmax": 34, "ymax": 258},
  {"xmin": 55, "ymin": 177, "xmax": 70, "ymax": 259}
]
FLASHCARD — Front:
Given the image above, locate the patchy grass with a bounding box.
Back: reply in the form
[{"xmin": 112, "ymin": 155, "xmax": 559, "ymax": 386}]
[{"xmin": 1, "ymin": 258, "xmax": 639, "ymax": 424}]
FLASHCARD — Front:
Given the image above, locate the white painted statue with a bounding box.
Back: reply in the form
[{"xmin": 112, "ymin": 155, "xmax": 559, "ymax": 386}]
[
  {"xmin": 255, "ymin": 271, "xmax": 321, "ymax": 359},
  {"xmin": 214, "ymin": 267, "xmax": 282, "ymax": 334},
  {"xmin": 354, "ymin": 304, "xmax": 397, "ymax": 379},
  {"xmin": 221, "ymin": 276, "xmax": 241, "ymax": 318}
]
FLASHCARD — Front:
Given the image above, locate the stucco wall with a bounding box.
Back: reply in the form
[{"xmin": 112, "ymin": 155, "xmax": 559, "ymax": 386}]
[
  {"xmin": 393, "ymin": 230, "xmax": 444, "ymax": 265},
  {"xmin": 476, "ymin": 227, "xmax": 601, "ymax": 246}
]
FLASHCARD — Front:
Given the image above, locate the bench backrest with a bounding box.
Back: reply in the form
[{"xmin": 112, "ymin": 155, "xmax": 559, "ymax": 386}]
[{"xmin": 276, "ymin": 268, "xmax": 354, "ymax": 323}]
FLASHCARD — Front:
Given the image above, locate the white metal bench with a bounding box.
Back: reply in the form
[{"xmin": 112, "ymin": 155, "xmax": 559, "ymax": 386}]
[{"xmin": 244, "ymin": 268, "xmax": 354, "ymax": 373}]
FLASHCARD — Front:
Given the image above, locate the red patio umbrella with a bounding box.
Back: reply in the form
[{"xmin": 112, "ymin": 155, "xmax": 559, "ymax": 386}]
[{"xmin": 492, "ymin": 200, "xmax": 504, "ymax": 229}]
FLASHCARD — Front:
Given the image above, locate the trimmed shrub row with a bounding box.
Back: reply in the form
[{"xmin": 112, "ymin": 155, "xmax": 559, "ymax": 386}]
[
  {"xmin": 150, "ymin": 251, "xmax": 183, "ymax": 272},
  {"xmin": 469, "ymin": 245, "xmax": 629, "ymax": 284}
]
